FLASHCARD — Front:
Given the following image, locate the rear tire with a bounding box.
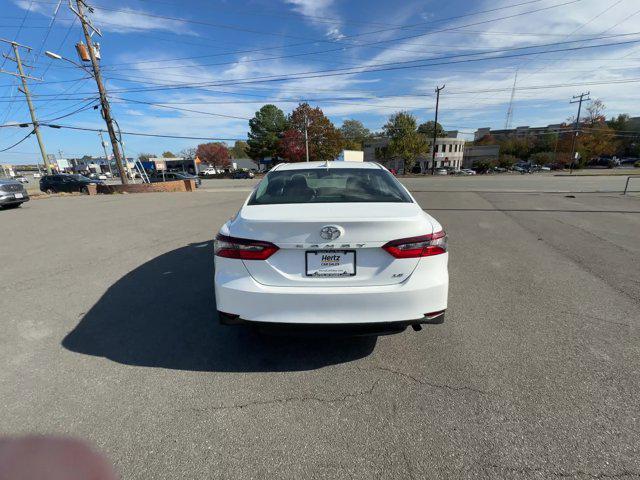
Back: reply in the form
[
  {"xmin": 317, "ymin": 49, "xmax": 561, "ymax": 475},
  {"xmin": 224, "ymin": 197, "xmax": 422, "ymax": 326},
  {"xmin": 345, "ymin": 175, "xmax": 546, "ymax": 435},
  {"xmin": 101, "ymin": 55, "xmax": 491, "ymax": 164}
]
[
  {"xmin": 45, "ymin": 188, "xmax": 54, "ymax": 195},
  {"xmin": 81, "ymin": 186, "xmax": 89, "ymax": 194}
]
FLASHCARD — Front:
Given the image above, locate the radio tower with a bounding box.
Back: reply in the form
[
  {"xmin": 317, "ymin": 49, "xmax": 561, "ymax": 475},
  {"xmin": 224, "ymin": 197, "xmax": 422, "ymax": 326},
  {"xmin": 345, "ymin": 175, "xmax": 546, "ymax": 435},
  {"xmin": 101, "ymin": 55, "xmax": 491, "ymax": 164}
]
[{"xmin": 504, "ymin": 70, "xmax": 518, "ymax": 129}]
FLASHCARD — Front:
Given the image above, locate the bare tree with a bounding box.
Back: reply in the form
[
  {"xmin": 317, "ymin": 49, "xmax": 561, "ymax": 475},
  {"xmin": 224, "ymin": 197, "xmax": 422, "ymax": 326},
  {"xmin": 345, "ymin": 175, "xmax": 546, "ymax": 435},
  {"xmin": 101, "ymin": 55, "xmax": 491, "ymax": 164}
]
[{"xmin": 586, "ymin": 99, "xmax": 606, "ymax": 125}]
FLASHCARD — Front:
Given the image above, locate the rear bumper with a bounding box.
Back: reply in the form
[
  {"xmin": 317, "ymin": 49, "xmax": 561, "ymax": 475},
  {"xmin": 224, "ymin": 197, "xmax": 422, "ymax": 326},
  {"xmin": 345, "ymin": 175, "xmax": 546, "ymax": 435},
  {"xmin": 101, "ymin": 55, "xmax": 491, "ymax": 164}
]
[
  {"xmin": 0, "ymin": 193, "xmax": 29, "ymax": 205},
  {"xmin": 218, "ymin": 311, "xmax": 444, "ymax": 335},
  {"xmin": 214, "ymin": 255, "xmax": 448, "ymax": 325}
]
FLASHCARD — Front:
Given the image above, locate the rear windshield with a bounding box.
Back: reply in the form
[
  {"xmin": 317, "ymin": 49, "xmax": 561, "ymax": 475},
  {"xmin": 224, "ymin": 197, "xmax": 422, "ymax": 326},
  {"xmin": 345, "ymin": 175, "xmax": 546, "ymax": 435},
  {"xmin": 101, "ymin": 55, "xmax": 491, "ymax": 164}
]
[{"xmin": 248, "ymin": 167, "xmax": 412, "ymax": 205}]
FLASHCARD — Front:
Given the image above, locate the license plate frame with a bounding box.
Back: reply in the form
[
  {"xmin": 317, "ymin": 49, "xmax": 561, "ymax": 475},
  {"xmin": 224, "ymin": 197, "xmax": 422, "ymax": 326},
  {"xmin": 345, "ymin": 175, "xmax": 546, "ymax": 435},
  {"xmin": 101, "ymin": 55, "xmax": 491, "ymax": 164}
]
[
  {"xmin": 305, "ymin": 250, "xmax": 356, "ymax": 277},
  {"xmin": 14, "ymin": 193, "xmax": 23, "ymax": 199}
]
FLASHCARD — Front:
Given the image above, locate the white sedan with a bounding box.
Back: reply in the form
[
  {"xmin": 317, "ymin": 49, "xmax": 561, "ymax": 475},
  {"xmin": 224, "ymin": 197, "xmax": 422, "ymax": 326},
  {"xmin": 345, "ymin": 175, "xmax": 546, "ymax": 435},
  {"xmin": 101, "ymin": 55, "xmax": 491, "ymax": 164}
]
[{"xmin": 214, "ymin": 161, "xmax": 448, "ymax": 334}]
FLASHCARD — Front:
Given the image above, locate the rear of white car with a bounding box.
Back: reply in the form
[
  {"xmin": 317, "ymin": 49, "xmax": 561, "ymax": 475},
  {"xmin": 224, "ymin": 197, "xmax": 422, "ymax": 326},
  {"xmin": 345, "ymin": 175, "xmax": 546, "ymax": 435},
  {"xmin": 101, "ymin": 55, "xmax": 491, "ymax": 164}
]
[{"xmin": 214, "ymin": 161, "xmax": 448, "ymax": 333}]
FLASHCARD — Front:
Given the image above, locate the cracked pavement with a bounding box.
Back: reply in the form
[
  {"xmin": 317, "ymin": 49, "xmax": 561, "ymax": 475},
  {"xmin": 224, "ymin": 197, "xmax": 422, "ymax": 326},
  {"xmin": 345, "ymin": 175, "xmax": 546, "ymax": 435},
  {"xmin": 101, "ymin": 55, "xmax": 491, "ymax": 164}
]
[{"xmin": 1, "ymin": 175, "xmax": 639, "ymax": 479}]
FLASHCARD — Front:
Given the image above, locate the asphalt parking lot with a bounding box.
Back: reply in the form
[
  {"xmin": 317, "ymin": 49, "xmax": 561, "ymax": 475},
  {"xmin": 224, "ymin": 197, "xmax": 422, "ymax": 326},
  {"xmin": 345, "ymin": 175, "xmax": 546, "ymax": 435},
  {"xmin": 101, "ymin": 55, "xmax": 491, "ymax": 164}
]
[{"xmin": 1, "ymin": 175, "xmax": 639, "ymax": 479}]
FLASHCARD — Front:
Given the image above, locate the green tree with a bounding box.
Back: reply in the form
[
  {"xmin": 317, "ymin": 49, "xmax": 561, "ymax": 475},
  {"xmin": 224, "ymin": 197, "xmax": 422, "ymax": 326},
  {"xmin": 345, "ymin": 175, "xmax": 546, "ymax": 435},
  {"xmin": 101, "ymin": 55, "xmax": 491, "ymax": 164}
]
[
  {"xmin": 381, "ymin": 111, "xmax": 428, "ymax": 172},
  {"xmin": 162, "ymin": 151, "xmax": 176, "ymax": 158},
  {"xmin": 137, "ymin": 153, "xmax": 154, "ymax": 162},
  {"xmin": 530, "ymin": 151, "xmax": 555, "ymax": 165},
  {"xmin": 499, "ymin": 136, "xmax": 533, "ymax": 160},
  {"xmin": 417, "ymin": 120, "xmax": 446, "ymax": 139},
  {"xmin": 339, "ymin": 119, "xmax": 371, "ymax": 150},
  {"xmin": 230, "ymin": 140, "xmax": 249, "ymax": 159},
  {"xmin": 533, "ymin": 132, "xmax": 559, "ymax": 154},
  {"xmin": 608, "ymin": 114, "xmax": 639, "ymax": 157},
  {"xmin": 286, "ymin": 103, "xmax": 344, "ymax": 161},
  {"xmin": 498, "ymin": 154, "xmax": 517, "ymax": 168},
  {"xmin": 247, "ymin": 104, "xmax": 287, "ymax": 160},
  {"xmin": 577, "ymin": 124, "xmax": 618, "ymax": 162}
]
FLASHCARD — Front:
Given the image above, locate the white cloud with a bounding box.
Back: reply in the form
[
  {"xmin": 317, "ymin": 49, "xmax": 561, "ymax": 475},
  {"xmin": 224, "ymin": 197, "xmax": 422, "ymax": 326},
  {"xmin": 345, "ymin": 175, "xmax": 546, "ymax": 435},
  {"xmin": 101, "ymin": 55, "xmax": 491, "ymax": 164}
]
[
  {"xmin": 284, "ymin": 0, "xmax": 344, "ymax": 42},
  {"xmin": 91, "ymin": 8, "xmax": 189, "ymax": 34},
  {"xmin": 12, "ymin": 0, "xmax": 188, "ymax": 34}
]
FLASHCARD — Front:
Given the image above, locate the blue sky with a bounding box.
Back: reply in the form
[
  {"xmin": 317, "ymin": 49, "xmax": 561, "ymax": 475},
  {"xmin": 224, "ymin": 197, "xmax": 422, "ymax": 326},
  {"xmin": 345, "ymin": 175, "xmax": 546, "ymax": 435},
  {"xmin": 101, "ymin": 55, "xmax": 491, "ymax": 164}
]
[{"xmin": 1, "ymin": 0, "xmax": 639, "ymax": 164}]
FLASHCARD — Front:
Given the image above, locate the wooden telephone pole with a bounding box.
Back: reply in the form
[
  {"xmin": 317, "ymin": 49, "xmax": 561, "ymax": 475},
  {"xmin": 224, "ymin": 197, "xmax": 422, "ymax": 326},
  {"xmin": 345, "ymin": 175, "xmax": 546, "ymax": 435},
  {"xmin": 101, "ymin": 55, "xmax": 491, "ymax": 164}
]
[
  {"xmin": 430, "ymin": 85, "xmax": 445, "ymax": 175},
  {"xmin": 569, "ymin": 92, "xmax": 590, "ymax": 174},
  {"xmin": 71, "ymin": 0, "xmax": 128, "ymax": 184},
  {"xmin": 0, "ymin": 38, "xmax": 51, "ymax": 173}
]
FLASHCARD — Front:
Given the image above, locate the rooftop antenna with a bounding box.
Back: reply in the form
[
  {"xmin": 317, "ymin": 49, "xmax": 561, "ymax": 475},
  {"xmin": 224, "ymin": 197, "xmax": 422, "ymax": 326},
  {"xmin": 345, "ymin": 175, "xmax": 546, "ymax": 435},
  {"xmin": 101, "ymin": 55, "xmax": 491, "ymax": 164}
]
[{"xmin": 504, "ymin": 69, "xmax": 518, "ymax": 129}]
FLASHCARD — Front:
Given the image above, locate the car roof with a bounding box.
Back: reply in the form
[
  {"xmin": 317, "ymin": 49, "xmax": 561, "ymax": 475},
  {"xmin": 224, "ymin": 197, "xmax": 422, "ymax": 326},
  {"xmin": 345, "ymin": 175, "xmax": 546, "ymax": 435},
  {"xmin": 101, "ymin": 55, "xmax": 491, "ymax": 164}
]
[{"xmin": 272, "ymin": 161, "xmax": 383, "ymax": 171}]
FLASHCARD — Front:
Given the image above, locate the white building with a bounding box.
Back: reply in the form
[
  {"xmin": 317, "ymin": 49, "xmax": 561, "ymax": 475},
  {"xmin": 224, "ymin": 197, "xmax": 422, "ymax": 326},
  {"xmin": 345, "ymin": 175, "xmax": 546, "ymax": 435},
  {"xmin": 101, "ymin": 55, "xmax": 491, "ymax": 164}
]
[{"xmin": 363, "ymin": 136, "xmax": 465, "ymax": 173}]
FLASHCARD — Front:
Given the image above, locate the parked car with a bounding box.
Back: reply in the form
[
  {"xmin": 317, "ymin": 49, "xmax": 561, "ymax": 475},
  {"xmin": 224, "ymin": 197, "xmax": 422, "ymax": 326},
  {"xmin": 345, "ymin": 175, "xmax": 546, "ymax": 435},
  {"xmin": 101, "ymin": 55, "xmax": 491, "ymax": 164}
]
[
  {"xmin": 461, "ymin": 169, "xmax": 477, "ymax": 175},
  {"xmin": 88, "ymin": 173, "xmax": 108, "ymax": 180},
  {"xmin": 199, "ymin": 167, "xmax": 219, "ymax": 177},
  {"xmin": 149, "ymin": 171, "xmax": 201, "ymax": 187},
  {"xmin": 587, "ymin": 157, "xmax": 620, "ymax": 168},
  {"xmin": 0, "ymin": 178, "xmax": 29, "ymax": 209},
  {"xmin": 540, "ymin": 166, "xmax": 551, "ymax": 171},
  {"xmin": 434, "ymin": 168, "xmax": 449, "ymax": 176},
  {"xmin": 33, "ymin": 173, "xmax": 41, "ymax": 178},
  {"xmin": 14, "ymin": 175, "xmax": 29, "ymax": 184},
  {"xmin": 512, "ymin": 165, "xmax": 532, "ymax": 174},
  {"xmin": 215, "ymin": 161, "xmax": 448, "ymax": 334},
  {"xmin": 39, "ymin": 174, "xmax": 102, "ymax": 194},
  {"xmin": 232, "ymin": 170, "xmax": 255, "ymax": 179},
  {"xmin": 618, "ymin": 157, "xmax": 638, "ymax": 167},
  {"xmin": 547, "ymin": 162, "xmax": 565, "ymax": 170}
]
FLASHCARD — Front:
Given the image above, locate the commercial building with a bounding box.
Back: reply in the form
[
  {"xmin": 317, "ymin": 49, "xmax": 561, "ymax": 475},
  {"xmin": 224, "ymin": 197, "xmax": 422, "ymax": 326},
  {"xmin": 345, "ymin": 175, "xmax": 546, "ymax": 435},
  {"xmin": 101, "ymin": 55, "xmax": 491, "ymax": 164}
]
[
  {"xmin": 474, "ymin": 124, "xmax": 565, "ymax": 141},
  {"xmin": 463, "ymin": 145, "xmax": 500, "ymax": 168},
  {"xmin": 363, "ymin": 136, "xmax": 465, "ymax": 173},
  {"xmin": 232, "ymin": 158, "xmax": 259, "ymax": 170}
]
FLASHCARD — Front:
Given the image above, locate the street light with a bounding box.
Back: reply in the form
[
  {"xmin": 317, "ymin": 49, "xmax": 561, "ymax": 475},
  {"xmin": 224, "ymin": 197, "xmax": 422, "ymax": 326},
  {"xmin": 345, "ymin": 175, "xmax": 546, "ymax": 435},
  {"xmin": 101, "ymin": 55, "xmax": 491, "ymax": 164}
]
[{"xmin": 45, "ymin": 50, "xmax": 92, "ymax": 74}]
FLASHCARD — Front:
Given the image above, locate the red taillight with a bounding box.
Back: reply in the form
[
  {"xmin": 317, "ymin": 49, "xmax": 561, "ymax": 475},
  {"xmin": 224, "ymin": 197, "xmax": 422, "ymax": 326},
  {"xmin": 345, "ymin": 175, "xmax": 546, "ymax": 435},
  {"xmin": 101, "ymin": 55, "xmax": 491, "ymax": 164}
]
[
  {"xmin": 214, "ymin": 234, "xmax": 279, "ymax": 260},
  {"xmin": 382, "ymin": 231, "xmax": 447, "ymax": 258}
]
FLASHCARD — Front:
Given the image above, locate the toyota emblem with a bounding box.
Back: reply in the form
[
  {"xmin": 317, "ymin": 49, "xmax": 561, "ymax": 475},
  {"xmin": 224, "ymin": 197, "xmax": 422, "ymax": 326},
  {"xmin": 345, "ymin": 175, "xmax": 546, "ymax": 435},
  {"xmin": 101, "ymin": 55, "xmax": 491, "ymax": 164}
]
[{"xmin": 319, "ymin": 225, "xmax": 342, "ymax": 240}]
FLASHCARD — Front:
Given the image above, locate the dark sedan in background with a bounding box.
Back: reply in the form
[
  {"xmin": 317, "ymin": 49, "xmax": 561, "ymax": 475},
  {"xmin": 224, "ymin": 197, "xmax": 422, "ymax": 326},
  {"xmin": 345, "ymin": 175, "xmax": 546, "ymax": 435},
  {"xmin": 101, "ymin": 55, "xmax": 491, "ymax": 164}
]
[
  {"xmin": 0, "ymin": 178, "xmax": 29, "ymax": 209},
  {"xmin": 39, "ymin": 174, "xmax": 103, "ymax": 194},
  {"xmin": 149, "ymin": 171, "xmax": 201, "ymax": 187}
]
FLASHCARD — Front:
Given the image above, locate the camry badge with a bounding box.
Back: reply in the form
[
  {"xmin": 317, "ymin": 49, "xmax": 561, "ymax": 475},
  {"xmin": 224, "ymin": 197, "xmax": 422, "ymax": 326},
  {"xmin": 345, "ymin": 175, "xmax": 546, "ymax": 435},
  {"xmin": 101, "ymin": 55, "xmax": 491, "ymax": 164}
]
[{"xmin": 319, "ymin": 225, "xmax": 342, "ymax": 241}]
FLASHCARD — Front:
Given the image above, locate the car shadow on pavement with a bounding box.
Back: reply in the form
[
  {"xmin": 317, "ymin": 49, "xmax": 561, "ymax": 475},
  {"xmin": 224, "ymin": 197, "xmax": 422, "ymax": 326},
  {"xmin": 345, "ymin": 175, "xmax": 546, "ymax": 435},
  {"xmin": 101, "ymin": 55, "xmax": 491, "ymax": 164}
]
[{"xmin": 62, "ymin": 241, "xmax": 376, "ymax": 372}]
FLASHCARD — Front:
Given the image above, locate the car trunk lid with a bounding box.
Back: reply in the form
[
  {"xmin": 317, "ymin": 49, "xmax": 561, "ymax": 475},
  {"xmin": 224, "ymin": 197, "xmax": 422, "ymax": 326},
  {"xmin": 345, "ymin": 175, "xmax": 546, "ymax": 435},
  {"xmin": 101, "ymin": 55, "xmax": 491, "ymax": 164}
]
[{"xmin": 229, "ymin": 203, "xmax": 433, "ymax": 287}]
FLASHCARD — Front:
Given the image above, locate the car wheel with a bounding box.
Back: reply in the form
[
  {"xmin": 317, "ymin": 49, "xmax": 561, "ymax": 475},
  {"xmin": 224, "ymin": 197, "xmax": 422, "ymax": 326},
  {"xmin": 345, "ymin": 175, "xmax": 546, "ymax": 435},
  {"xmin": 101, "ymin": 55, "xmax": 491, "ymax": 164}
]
[
  {"xmin": 45, "ymin": 188, "xmax": 55, "ymax": 195},
  {"xmin": 81, "ymin": 186, "xmax": 89, "ymax": 194}
]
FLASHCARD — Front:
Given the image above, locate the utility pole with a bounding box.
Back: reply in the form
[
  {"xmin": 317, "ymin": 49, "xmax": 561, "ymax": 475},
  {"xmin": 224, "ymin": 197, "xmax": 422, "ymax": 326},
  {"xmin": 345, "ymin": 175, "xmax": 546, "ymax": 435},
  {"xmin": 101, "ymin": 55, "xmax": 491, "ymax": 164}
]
[
  {"xmin": 569, "ymin": 92, "xmax": 590, "ymax": 174},
  {"xmin": 0, "ymin": 39, "xmax": 51, "ymax": 173},
  {"xmin": 303, "ymin": 111, "xmax": 309, "ymax": 162},
  {"xmin": 72, "ymin": 0, "xmax": 128, "ymax": 184},
  {"xmin": 98, "ymin": 130, "xmax": 113, "ymax": 176},
  {"xmin": 431, "ymin": 85, "xmax": 445, "ymax": 175}
]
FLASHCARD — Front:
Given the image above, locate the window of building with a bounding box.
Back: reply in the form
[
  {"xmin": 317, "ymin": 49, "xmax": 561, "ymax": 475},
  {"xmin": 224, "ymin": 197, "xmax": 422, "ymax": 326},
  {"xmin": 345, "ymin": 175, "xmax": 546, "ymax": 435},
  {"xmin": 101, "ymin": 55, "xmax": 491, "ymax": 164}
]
[{"xmin": 449, "ymin": 144, "xmax": 452, "ymax": 152}]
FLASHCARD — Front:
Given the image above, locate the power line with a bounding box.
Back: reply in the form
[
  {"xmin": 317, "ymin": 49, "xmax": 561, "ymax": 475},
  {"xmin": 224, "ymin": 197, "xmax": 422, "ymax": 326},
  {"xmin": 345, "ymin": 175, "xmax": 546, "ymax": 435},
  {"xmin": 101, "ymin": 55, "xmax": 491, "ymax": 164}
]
[
  {"xmin": 112, "ymin": 97, "xmax": 251, "ymax": 120},
  {"xmin": 73, "ymin": 0, "xmax": 586, "ymax": 70},
  {"xmin": 76, "ymin": 38, "xmax": 640, "ymax": 94},
  {"xmin": 11, "ymin": 34, "xmax": 640, "ymax": 101},
  {"xmin": 0, "ymin": 128, "xmax": 34, "ymax": 152},
  {"xmin": 90, "ymin": 31, "xmax": 640, "ymax": 74},
  {"xmin": 129, "ymin": 0, "xmax": 547, "ymax": 30},
  {"xmin": 18, "ymin": 0, "xmax": 584, "ymax": 72},
  {"xmin": 43, "ymin": 122, "xmax": 248, "ymax": 141},
  {"xmin": 41, "ymin": 99, "xmax": 98, "ymax": 122}
]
